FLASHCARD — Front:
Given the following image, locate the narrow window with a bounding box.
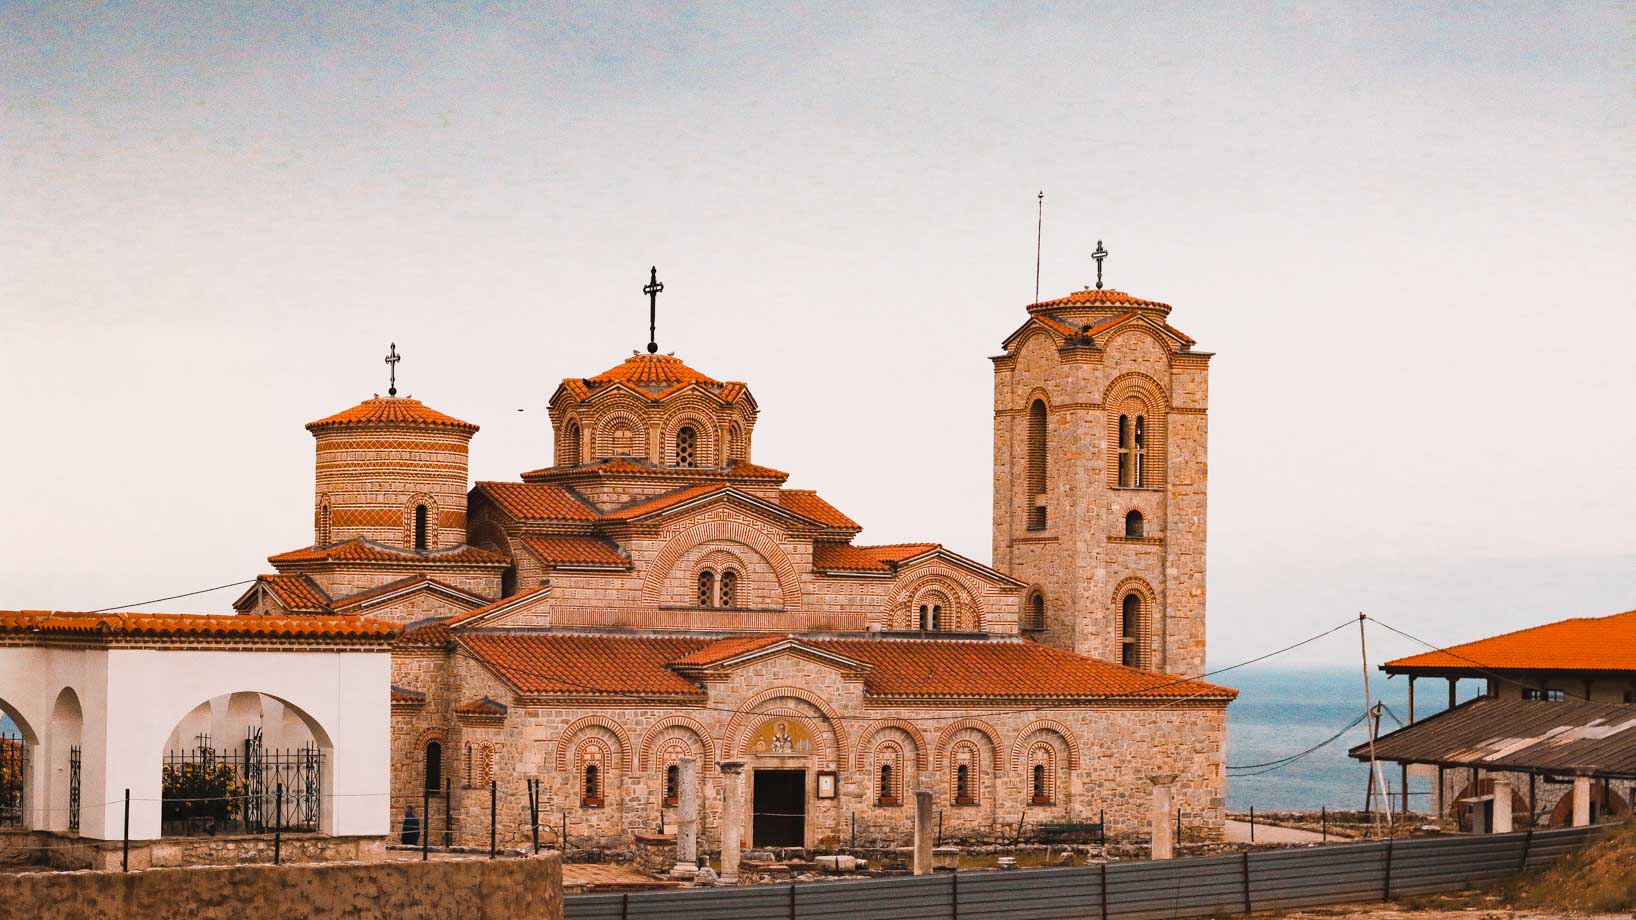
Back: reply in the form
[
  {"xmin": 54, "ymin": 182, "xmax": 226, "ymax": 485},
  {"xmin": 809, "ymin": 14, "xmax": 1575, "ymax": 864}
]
[
  {"xmin": 1121, "ymin": 593, "xmax": 1142, "ymax": 667},
  {"xmin": 424, "ymin": 741, "xmax": 442, "ymax": 791},
  {"xmin": 698, "ymin": 570, "xmax": 716, "ymax": 607},
  {"xmin": 563, "ymin": 421, "xmax": 581, "ymax": 466},
  {"xmin": 1027, "ymin": 592, "xmax": 1046, "ymax": 631},
  {"xmin": 583, "ymin": 764, "xmax": 601, "ymax": 806},
  {"xmin": 931, "ymin": 604, "xmax": 943, "ymax": 631},
  {"xmin": 665, "ymin": 764, "xmax": 680, "ymax": 807},
  {"xmin": 1133, "ymin": 415, "xmax": 1146, "ymax": 486},
  {"xmin": 1027, "ymin": 400, "xmax": 1048, "ymax": 530},
  {"xmin": 1032, "ymin": 764, "xmax": 1048, "ymax": 804},
  {"xmin": 414, "ymin": 504, "xmax": 429, "ymax": 550},
  {"xmin": 676, "ymin": 426, "xmax": 697, "ymax": 467},
  {"xmin": 1118, "ymin": 415, "xmax": 1133, "ymax": 487},
  {"xmin": 918, "ymin": 604, "xmax": 929, "ymax": 631},
  {"xmin": 729, "ymin": 422, "xmax": 745, "ymax": 461},
  {"xmin": 955, "ymin": 764, "xmax": 973, "ymax": 804},
  {"xmin": 317, "ymin": 500, "xmax": 332, "ymax": 545},
  {"xmin": 1125, "ymin": 510, "xmax": 1144, "ymax": 539},
  {"xmin": 879, "ymin": 764, "xmax": 895, "ymax": 804},
  {"xmin": 719, "ymin": 569, "xmax": 738, "ymax": 608},
  {"xmin": 463, "ymin": 743, "xmax": 473, "ymax": 787}
]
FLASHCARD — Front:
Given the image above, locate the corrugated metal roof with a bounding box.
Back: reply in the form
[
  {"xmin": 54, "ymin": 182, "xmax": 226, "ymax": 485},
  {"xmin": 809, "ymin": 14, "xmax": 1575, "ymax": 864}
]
[{"xmin": 1349, "ymin": 697, "xmax": 1636, "ymax": 778}]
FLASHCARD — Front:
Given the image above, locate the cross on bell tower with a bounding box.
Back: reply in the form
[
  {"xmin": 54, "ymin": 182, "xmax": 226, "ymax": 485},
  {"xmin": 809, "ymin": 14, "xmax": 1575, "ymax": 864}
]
[
  {"xmin": 384, "ymin": 343, "xmax": 401, "ymax": 396},
  {"xmin": 1092, "ymin": 241, "xmax": 1109, "ymax": 290},
  {"xmin": 643, "ymin": 266, "xmax": 665, "ymax": 354}
]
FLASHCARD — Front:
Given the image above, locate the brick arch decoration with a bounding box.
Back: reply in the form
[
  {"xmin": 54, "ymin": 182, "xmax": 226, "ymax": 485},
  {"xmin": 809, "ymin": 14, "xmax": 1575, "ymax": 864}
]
[
  {"xmin": 733, "ymin": 708, "xmax": 830, "ymax": 762},
  {"xmin": 720, "ymin": 686, "xmax": 850, "ymax": 767},
  {"xmin": 1103, "ymin": 323, "xmax": 1181, "ymax": 358},
  {"xmin": 404, "ymin": 492, "xmax": 439, "ymax": 548},
  {"xmin": 1103, "ymin": 372, "xmax": 1169, "ymax": 490},
  {"xmin": 556, "ymin": 412, "xmax": 585, "ymax": 466},
  {"xmin": 854, "ymin": 718, "xmax": 929, "ymax": 771},
  {"xmin": 933, "ymin": 718, "xmax": 1005, "ymax": 772},
  {"xmin": 592, "ymin": 407, "xmax": 648, "ymax": 458},
  {"xmin": 554, "ymin": 714, "xmax": 634, "ymax": 772},
  {"xmin": 887, "ymin": 571, "xmax": 981, "ymax": 632},
  {"xmin": 661, "ymin": 407, "xmax": 719, "ymax": 467},
  {"xmin": 1009, "ymin": 719, "xmax": 1081, "ymax": 772},
  {"xmin": 637, "ymin": 715, "xmax": 716, "ymax": 771},
  {"xmin": 642, "ymin": 519, "xmax": 802, "ymax": 609},
  {"xmin": 1111, "ymin": 576, "xmax": 1158, "ymax": 669}
]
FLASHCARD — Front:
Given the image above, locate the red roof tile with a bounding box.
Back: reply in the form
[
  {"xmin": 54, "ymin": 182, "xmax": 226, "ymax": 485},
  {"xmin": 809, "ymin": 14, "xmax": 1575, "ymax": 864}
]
[
  {"xmin": 517, "ymin": 535, "xmax": 630, "ymax": 568},
  {"xmin": 589, "ymin": 354, "xmax": 720, "ymax": 390},
  {"xmin": 236, "ymin": 574, "xmax": 331, "ymax": 613},
  {"xmin": 396, "ymin": 622, "xmax": 451, "ymax": 647},
  {"xmin": 601, "ymin": 482, "xmax": 732, "ymax": 521},
  {"xmin": 460, "ymin": 634, "xmax": 709, "ymax": 698},
  {"xmin": 858, "ymin": 543, "xmax": 941, "ymax": 564},
  {"xmin": 269, "ymin": 538, "xmax": 511, "ymax": 567},
  {"xmin": 812, "ymin": 543, "xmax": 892, "ymax": 573},
  {"xmin": 454, "ymin": 696, "xmax": 508, "ymax": 717},
  {"xmin": 779, "ymin": 491, "xmax": 861, "ymax": 530},
  {"xmin": 306, "ymin": 397, "xmax": 478, "ymax": 434},
  {"xmin": 1385, "ymin": 609, "xmax": 1636, "ymax": 673},
  {"xmin": 328, "ymin": 576, "xmax": 489, "ymax": 611},
  {"xmin": 0, "ymin": 611, "xmax": 397, "ymax": 641},
  {"xmin": 391, "ymin": 684, "xmax": 426, "ymax": 704},
  {"xmin": 474, "ymin": 482, "xmax": 600, "ymax": 522},
  {"xmin": 1029, "ymin": 288, "xmax": 1172, "ymax": 312},
  {"xmin": 436, "ymin": 584, "xmax": 553, "ymax": 629},
  {"xmin": 669, "ymin": 635, "xmax": 790, "ymax": 667}
]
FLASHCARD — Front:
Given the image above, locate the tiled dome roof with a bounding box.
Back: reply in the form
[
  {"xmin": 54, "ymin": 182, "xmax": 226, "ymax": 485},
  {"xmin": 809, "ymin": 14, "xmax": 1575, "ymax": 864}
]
[
  {"xmin": 587, "ymin": 354, "xmax": 721, "ymax": 391},
  {"xmin": 306, "ymin": 397, "xmax": 478, "ymax": 433},
  {"xmin": 1029, "ymin": 288, "xmax": 1171, "ymax": 312}
]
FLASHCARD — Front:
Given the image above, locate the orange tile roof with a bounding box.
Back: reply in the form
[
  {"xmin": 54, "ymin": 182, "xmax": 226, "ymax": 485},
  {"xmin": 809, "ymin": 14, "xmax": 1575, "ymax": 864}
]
[
  {"xmin": 668, "ymin": 635, "xmax": 789, "ymax": 667},
  {"xmin": 451, "ymin": 633, "xmax": 1232, "ymax": 701},
  {"xmin": 396, "ymin": 622, "xmax": 451, "ymax": 647},
  {"xmin": 0, "ymin": 611, "xmax": 397, "ymax": 641},
  {"xmin": 454, "ymin": 696, "xmax": 508, "ymax": 717},
  {"xmin": 601, "ymin": 482, "xmax": 732, "ymax": 521},
  {"xmin": 474, "ymin": 482, "xmax": 599, "ymax": 522},
  {"xmin": 460, "ymin": 634, "xmax": 709, "ymax": 698},
  {"xmin": 589, "ymin": 354, "xmax": 720, "ymax": 390},
  {"xmin": 809, "ymin": 639, "xmax": 1234, "ymax": 700},
  {"xmin": 435, "ymin": 584, "xmax": 553, "ymax": 629},
  {"xmin": 519, "ymin": 457, "xmax": 789, "ymax": 484},
  {"xmin": 327, "ymin": 575, "xmax": 488, "ymax": 611},
  {"xmin": 239, "ymin": 574, "xmax": 331, "ymax": 613},
  {"xmin": 306, "ymin": 397, "xmax": 478, "ymax": 434},
  {"xmin": 269, "ymin": 538, "xmax": 511, "ymax": 567},
  {"xmin": 1385, "ymin": 609, "xmax": 1636, "ymax": 673},
  {"xmin": 1029, "ymin": 288, "xmax": 1172, "ymax": 312},
  {"xmin": 778, "ymin": 490, "xmax": 861, "ymax": 530},
  {"xmin": 858, "ymin": 543, "xmax": 942, "ymax": 564},
  {"xmin": 391, "ymin": 684, "xmax": 426, "ymax": 704},
  {"xmin": 517, "ymin": 535, "xmax": 630, "ymax": 568},
  {"xmin": 812, "ymin": 542, "xmax": 892, "ymax": 573}
]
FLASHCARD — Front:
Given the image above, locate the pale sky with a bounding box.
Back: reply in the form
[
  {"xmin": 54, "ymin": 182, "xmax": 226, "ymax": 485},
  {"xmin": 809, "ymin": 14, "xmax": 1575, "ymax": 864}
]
[{"xmin": 2, "ymin": 2, "xmax": 1631, "ymax": 667}]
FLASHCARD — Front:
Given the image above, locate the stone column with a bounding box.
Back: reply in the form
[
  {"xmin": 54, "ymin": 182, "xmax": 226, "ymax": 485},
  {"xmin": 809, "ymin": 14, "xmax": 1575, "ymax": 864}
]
[
  {"xmin": 719, "ymin": 761, "xmax": 744, "ymax": 884},
  {"xmin": 912, "ymin": 788, "xmax": 934, "ymax": 876},
  {"xmin": 1491, "ymin": 777, "xmax": 1513, "ymax": 834},
  {"xmin": 1149, "ymin": 773, "xmax": 1178, "ymax": 860},
  {"xmin": 671, "ymin": 757, "xmax": 700, "ymax": 879},
  {"xmin": 1572, "ymin": 775, "xmax": 1592, "ymax": 827}
]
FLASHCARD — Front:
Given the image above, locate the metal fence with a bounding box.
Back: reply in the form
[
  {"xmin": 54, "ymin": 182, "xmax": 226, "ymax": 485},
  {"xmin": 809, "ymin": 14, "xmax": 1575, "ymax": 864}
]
[
  {"xmin": 0, "ymin": 732, "xmax": 24, "ymax": 828},
  {"xmin": 161, "ymin": 741, "xmax": 323, "ymax": 836},
  {"xmin": 565, "ymin": 825, "xmax": 1602, "ymax": 920}
]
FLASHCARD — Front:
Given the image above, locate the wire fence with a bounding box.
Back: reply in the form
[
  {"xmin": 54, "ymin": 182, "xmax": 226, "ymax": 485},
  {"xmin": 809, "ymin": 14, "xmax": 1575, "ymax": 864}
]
[{"xmin": 1, "ymin": 732, "xmax": 24, "ymax": 828}]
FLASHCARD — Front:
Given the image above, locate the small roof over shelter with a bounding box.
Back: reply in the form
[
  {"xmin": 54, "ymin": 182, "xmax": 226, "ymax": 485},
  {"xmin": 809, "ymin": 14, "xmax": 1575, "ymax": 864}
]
[
  {"xmin": 1349, "ymin": 697, "xmax": 1636, "ymax": 780},
  {"xmin": 1383, "ymin": 608, "xmax": 1636, "ymax": 677}
]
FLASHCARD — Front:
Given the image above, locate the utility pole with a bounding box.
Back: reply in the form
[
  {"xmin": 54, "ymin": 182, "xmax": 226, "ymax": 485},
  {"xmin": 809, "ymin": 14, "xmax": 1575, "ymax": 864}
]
[{"xmin": 1359, "ymin": 613, "xmax": 1391, "ymax": 835}]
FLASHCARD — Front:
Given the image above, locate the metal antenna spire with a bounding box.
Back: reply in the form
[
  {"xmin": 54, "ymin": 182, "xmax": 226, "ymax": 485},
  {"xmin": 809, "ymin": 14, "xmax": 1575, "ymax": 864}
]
[
  {"xmin": 1034, "ymin": 191, "xmax": 1044, "ymax": 303},
  {"xmin": 384, "ymin": 343, "xmax": 401, "ymax": 396},
  {"xmin": 1092, "ymin": 240, "xmax": 1109, "ymax": 290},
  {"xmin": 643, "ymin": 266, "xmax": 665, "ymax": 354}
]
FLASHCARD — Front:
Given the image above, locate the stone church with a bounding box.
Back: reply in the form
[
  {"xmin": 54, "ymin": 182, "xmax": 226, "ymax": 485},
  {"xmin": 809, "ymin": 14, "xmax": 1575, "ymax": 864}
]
[{"xmin": 234, "ymin": 269, "xmax": 1233, "ymax": 849}]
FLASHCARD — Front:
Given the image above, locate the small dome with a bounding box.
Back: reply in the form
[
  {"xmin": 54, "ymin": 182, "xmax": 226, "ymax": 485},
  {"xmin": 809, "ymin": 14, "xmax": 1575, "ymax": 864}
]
[
  {"xmin": 306, "ymin": 397, "xmax": 479, "ymax": 434},
  {"xmin": 1028, "ymin": 288, "xmax": 1171, "ymax": 313},
  {"xmin": 585, "ymin": 354, "xmax": 721, "ymax": 394}
]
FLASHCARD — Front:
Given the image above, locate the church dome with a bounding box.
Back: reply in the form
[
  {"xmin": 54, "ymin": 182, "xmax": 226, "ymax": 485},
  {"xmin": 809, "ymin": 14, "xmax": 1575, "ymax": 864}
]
[
  {"xmin": 306, "ymin": 397, "xmax": 479, "ymax": 434},
  {"xmin": 548, "ymin": 353, "xmax": 756, "ymax": 469},
  {"xmin": 583, "ymin": 354, "xmax": 721, "ymax": 395},
  {"xmin": 1027, "ymin": 287, "xmax": 1172, "ymax": 316}
]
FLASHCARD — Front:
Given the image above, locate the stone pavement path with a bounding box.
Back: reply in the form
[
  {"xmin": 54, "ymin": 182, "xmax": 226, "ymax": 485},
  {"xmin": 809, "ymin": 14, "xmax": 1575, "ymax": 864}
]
[
  {"xmin": 561, "ymin": 862, "xmax": 674, "ymax": 892},
  {"xmin": 1223, "ymin": 818, "xmax": 1328, "ymax": 843}
]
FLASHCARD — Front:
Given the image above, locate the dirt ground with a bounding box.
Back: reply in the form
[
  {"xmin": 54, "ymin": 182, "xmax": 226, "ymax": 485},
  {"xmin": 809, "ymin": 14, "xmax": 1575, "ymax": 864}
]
[{"xmin": 1274, "ymin": 896, "xmax": 1628, "ymax": 920}]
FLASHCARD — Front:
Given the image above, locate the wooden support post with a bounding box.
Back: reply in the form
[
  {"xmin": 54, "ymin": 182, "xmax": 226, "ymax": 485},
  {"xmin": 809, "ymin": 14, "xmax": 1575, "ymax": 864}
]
[
  {"xmin": 1408, "ymin": 676, "xmax": 1416, "ymax": 724},
  {"xmin": 122, "ymin": 789, "xmax": 130, "ymax": 872},
  {"xmin": 1448, "ymin": 678, "xmax": 1457, "ymax": 710}
]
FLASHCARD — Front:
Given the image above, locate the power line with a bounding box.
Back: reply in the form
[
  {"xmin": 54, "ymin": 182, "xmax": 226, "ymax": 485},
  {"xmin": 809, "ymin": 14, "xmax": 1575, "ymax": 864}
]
[
  {"xmin": 1227, "ymin": 710, "xmax": 1368, "ymax": 776},
  {"xmin": 90, "ymin": 580, "xmax": 256, "ymax": 613},
  {"xmin": 1364, "ymin": 614, "xmax": 1550, "ymax": 696}
]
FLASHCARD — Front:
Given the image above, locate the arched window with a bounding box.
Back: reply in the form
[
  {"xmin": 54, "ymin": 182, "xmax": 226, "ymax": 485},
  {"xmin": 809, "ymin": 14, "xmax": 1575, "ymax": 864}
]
[
  {"xmin": 931, "ymin": 605, "xmax": 943, "ymax": 631},
  {"xmin": 1121, "ymin": 593, "xmax": 1143, "ymax": 667},
  {"xmin": 424, "ymin": 740, "xmax": 442, "ymax": 791},
  {"xmin": 665, "ymin": 764, "xmax": 680, "ymax": 807},
  {"xmin": 583, "ymin": 764, "xmax": 601, "ymax": 806},
  {"xmin": 952, "ymin": 742, "xmax": 979, "ymax": 805},
  {"xmin": 1026, "ymin": 399, "xmax": 1048, "ymax": 530},
  {"xmin": 1118, "ymin": 414, "xmax": 1147, "ymax": 487},
  {"xmin": 578, "ymin": 739, "xmax": 607, "ymax": 807},
  {"xmin": 478, "ymin": 742, "xmax": 494, "ymax": 785},
  {"xmin": 414, "ymin": 504, "xmax": 429, "ymax": 550},
  {"xmin": 563, "ymin": 420, "xmax": 581, "ymax": 466},
  {"xmin": 1032, "ymin": 764, "xmax": 1047, "ymax": 803},
  {"xmin": 697, "ymin": 570, "xmax": 716, "ymax": 607},
  {"xmin": 317, "ymin": 499, "xmax": 332, "ymax": 545},
  {"xmin": 876, "ymin": 741, "xmax": 904, "ymax": 805},
  {"xmin": 1125, "ymin": 510, "xmax": 1144, "ymax": 539},
  {"xmin": 676, "ymin": 426, "xmax": 697, "ymax": 467},
  {"xmin": 719, "ymin": 569, "xmax": 738, "ymax": 608},
  {"xmin": 1026, "ymin": 592, "xmax": 1046, "ymax": 631},
  {"xmin": 1029, "ymin": 744, "xmax": 1056, "ymax": 805},
  {"xmin": 463, "ymin": 743, "xmax": 473, "ymax": 788},
  {"xmin": 918, "ymin": 604, "xmax": 928, "ymax": 630},
  {"xmin": 728, "ymin": 422, "xmax": 746, "ymax": 461},
  {"xmin": 880, "ymin": 764, "xmax": 896, "ymax": 804}
]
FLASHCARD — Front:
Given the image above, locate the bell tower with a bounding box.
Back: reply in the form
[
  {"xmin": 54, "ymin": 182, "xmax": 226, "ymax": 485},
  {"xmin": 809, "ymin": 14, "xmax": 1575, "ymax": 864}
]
[{"xmin": 991, "ymin": 247, "xmax": 1210, "ymax": 676}]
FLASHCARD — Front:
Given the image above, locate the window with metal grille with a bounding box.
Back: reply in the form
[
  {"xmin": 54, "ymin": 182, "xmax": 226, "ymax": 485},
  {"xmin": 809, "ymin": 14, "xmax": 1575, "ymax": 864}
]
[
  {"xmin": 583, "ymin": 764, "xmax": 601, "ymax": 806},
  {"xmin": 665, "ymin": 764, "xmax": 680, "ymax": 807},
  {"xmin": 676, "ymin": 426, "xmax": 697, "ymax": 467},
  {"xmin": 1121, "ymin": 594, "xmax": 1142, "ymax": 667},
  {"xmin": 1125, "ymin": 510, "xmax": 1144, "ymax": 538},
  {"xmin": 698, "ymin": 570, "xmax": 715, "ymax": 607},
  {"xmin": 1026, "ymin": 400, "xmax": 1048, "ymax": 529},
  {"xmin": 719, "ymin": 569, "xmax": 738, "ymax": 608}
]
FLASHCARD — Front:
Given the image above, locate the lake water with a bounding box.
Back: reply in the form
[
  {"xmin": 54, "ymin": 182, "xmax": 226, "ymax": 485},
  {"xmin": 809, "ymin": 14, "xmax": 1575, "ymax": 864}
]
[{"xmin": 1221, "ymin": 666, "xmax": 1482, "ymax": 811}]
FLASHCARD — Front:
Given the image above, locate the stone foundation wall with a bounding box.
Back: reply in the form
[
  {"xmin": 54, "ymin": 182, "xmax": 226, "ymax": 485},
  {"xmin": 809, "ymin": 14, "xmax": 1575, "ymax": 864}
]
[
  {"xmin": 0, "ymin": 850, "xmax": 562, "ymax": 920},
  {"xmin": 1, "ymin": 830, "xmax": 386, "ymax": 872}
]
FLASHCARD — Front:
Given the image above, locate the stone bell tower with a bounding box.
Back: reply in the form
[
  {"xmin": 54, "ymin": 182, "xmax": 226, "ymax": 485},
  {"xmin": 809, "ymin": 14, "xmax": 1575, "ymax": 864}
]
[{"xmin": 991, "ymin": 246, "xmax": 1210, "ymax": 676}]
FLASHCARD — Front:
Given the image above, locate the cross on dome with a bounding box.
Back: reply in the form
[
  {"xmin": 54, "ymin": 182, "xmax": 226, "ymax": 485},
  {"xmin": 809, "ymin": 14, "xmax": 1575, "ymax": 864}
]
[
  {"xmin": 643, "ymin": 266, "xmax": 665, "ymax": 354},
  {"xmin": 385, "ymin": 343, "xmax": 401, "ymax": 396},
  {"xmin": 1092, "ymin": 241, "xmax": 1109, "ymax": 290}
]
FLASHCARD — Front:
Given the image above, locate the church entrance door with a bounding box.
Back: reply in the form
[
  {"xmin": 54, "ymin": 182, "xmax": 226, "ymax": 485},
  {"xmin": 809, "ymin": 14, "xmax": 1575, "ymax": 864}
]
[{"xmin": 753, "ymin": 769, "xmax": 805, "ymax": 847}]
